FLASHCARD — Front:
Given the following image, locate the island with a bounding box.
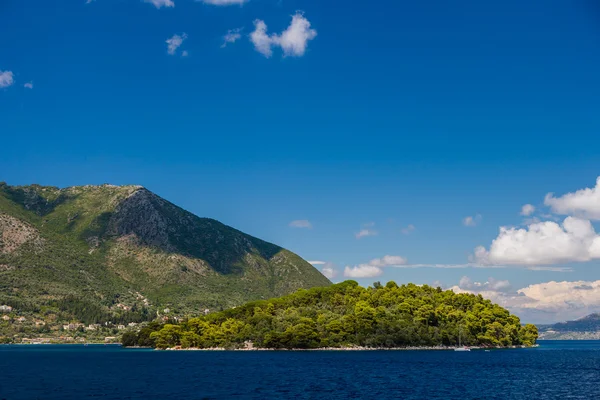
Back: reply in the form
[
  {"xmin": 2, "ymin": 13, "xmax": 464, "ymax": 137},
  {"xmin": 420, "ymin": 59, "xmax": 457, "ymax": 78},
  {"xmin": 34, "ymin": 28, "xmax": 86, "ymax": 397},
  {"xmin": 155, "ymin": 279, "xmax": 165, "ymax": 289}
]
[{"xmin": 122, "ymin": 281, "xmax": 539, "ymax": 350}]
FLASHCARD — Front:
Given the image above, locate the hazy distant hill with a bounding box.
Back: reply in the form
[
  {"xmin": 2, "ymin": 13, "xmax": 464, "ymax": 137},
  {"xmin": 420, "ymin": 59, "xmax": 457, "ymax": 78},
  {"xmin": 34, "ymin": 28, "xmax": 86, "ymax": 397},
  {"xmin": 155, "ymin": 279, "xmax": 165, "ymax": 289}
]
[
  {"xmin": 0, "ymin": 183, "xmax": 330, "ymax": 325},
  {"xmin": 538, "ymin": 314, "xmax": 600, "ymax": 340}
]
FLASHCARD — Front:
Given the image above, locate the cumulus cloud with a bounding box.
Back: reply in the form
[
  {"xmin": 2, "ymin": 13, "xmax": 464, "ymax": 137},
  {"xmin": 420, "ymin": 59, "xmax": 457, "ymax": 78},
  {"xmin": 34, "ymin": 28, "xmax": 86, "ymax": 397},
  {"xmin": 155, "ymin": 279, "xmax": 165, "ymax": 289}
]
[
  {"xmin": 221, "ymin": 28, "xmax": 242, "ymax": 48},
  {"xmin": 144, "ymin": 0, "xmax": 174, "ymax": 8},
  {"xmin": 200, "ymin": 0, "xmax": 246, "ymax": 5},
  {"xmin": 545, "ymin": 177, "xmax": 600, "ymax": 220},
  {"xmin": 0, "ymin": 70, "xmax": 14, "ymax": 88},
  {"xmin": 520, "ymin": 204, "xmax": 535, "ymax": 216},
  {"xmin": 166, "ymin": 33, "xmax": 187, "ymax": 55},
  {"xmin": 250, "ymin": 12, "xmax": 317, "ymax": 58},
  {"xmin": 289, "ymin": 219, "xmax": 312, "ymax": 229},
  {"xmin": 473, "ymin": 216, "xmax": 600, "ymax": 266},
  {"xmin": 275, "ymin": 12, "xmax": 317, "ymax": 57},
  {"xmin": 250, "ymin": 20, "xmax": 273, "ymax": 57},
  {"xmin": 463, "ymin": 214, "xmax": 482, "ymax": 227},
  {"xmin": 23, "ymin": 82, "xmax": 33, "ymax": 89},
  {"xmin": 452, "ymin": 278, "xmax": 600, "ymax": 324},
  {"xmin": 355, "ymin": 229, "xmax": 377, "ymax": 239},
  {"xmin": 401, "ymin": 224, "xmax": 415, "ymax": 235}
]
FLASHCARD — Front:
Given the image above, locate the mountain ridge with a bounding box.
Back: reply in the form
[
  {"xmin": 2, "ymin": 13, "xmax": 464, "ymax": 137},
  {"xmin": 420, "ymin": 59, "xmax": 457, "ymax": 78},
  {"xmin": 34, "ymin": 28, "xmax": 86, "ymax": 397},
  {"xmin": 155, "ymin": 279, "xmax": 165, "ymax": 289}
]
[
  {"xmin": 0, "ymin": 182, "xmax": 330, "ymax": 339},
  {"xmin": 538, "ymin": 313, "xmax": 600, "ymax": 340}
]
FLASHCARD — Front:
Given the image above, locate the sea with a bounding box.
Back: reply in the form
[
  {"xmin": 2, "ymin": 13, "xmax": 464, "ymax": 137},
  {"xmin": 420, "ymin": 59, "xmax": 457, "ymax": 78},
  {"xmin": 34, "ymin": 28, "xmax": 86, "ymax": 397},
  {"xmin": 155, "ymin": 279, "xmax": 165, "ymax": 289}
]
[{"xmin": 0, "ymin": 340, "xmax": 599, "ymax": 399}]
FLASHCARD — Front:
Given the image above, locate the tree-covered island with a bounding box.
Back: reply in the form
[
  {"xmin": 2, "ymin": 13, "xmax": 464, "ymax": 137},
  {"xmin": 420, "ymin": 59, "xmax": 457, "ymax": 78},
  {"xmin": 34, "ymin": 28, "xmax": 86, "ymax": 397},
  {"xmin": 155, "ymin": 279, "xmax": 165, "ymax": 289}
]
[{"xmin": 123, "ymin": 281, "xmax": 538, "ymax": 350}]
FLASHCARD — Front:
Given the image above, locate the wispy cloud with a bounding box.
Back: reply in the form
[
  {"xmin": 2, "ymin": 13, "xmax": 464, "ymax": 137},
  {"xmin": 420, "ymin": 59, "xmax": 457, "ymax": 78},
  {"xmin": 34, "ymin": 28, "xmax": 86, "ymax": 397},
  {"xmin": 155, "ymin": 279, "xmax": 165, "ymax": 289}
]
[
  {"xmin": 144, "ymin": 0, "xmax": 175, "ymax": 8},
  {"xmin": 463, "ymin": 214, "xmax": 482, "ymax": 227},
  {"xmin": 0, "ymin": 70, "xmax": 14, "ymax": 88},
  {"xmin": 401, "ymin": 224, "xmax": 415, "ymax": 235},
  {"xmin": 355, "ymin": 229, "xmax": 377, "ymax": 239},
  {"xmin": 166, "ymin": 33, "xmax": 187, "ymax": 55},
  {"xmin": 289, "ymin": 220, "xmax": 312, "ymax": 229},
  {"xmin": 24, "ymin": 81, "xmax": 33, "ymax": 89},
  {"xmin": 200, "ymin": 0, "xmax": 246, "ymax": 5},
  {"xmin": 221, "ymin": 28, "xmax": 242, "ymax": 48},
  {"xmin": 344, "ymin": 265, "xmax": 383, "ymax": 278},
  {"xmin": 308, "ymin": 261, "xmax": 337, "ymax": 279},
  {"xmin": 520, "ymin": 204, "xmax": 535, "ymax": 216},
  {"xmin": 250, "ymin": 12, "xmax": 317, "ymax": 58},
  {"xmin": 344, "ymin": 255, "xmax": 408, "ymax": 277}
]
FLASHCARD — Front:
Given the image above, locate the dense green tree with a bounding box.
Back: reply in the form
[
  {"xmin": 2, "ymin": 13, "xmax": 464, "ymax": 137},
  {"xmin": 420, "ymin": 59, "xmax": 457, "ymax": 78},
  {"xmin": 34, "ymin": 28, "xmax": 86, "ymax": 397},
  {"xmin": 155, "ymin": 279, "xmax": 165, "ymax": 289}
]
[{"xmin": 124, "ymin": 281, "xmax": 538, "ymax": 349}]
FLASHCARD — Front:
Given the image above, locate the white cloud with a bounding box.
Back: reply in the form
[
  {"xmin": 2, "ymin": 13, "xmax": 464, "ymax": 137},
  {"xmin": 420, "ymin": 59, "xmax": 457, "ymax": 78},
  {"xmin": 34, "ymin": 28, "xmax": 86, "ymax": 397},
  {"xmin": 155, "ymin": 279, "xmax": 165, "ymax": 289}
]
[
  {"xmin": 344, "ymin": 255, "xmax": 407, "ymax": 278},
  {"xmin": 24, "ymin": 82, "xmax": 33, "ymax": 89},
  {"xmin": 368, "ymin": 255, "xmax": 408, "ymax": 267},
  {"xmin": 250, "ymin": 20, "xmax": 273, "ymax": 58},
  {"xmin": 221, "ymin": 28, "xmax": 242, "ymax": 48},
  {"xmin": 200, "ymin": 0, "xmax": 246, "ymax": 5},
  {"xmin": 451, "ymin": 278, "xmax": 600, "ymax": 324},
  {"xmin": 322, "ymin": 265, "xmax": 337, "ymax": 279},
  {"xmin": 355, "ymin": 229, "xmax": 377, "ymax": 239},
  {"xmin": 520, "ymin": 204, "xmax": 535, "ymax": 216},
  {"xmin": 474, "ymin": 216, "xmax": 600, "ymax": 266},
  {"xmin": 321, "ymin": 262, "xmax": 338, "ymax": 279},
  {"xmin": 545, "ymin": 177, "xmax": 600, "ymax": 220},
  {"xmin": 289, "ymin": 219, "xmax": 312, "ymax": 229},
  {"xmin": 463, "ymin": 214, "xmax": 482, "ymax": 227},
  {"xmin": 344, "ymin": 265, "xmax": 383, "ymax": 278},
  {"xmin": 274, "ymin": 12, "xmax": 317, "ymax": 57},
  {"xmin": 0, "ymin": 70, "xmax": 14, "ymax": 88},
  {"xmin": 401, "ymin": 224, "xmax": 415, "ymax": 234},
  {"xmin": 250, "ymin": 13, "xmax": 317, "ymax": 58},
  {"xmin": 458, "ymin": 276, "xmax": 511, "ymax": 292},
  {"xmin": 181, "ymin": 50, "xmax": 189, "ymax": 57},
  {"xmin": 308, "ymin": 260, "xmax": 338, "ymax": 279},
  {"xmin": 166, "ymin": 33, "xmax": 187, "ymax": 55},
  {"xmin": 144, "ymin": 0, "xmax": 175, "ymax": 8}
]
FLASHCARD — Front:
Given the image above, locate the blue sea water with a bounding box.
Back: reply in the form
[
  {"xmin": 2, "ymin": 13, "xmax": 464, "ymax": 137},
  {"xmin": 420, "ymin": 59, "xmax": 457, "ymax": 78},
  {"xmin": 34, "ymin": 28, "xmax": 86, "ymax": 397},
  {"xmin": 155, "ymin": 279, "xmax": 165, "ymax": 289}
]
[{"xmin": 0, "ymin": 341, "xmax": 599, "ymax": 399}]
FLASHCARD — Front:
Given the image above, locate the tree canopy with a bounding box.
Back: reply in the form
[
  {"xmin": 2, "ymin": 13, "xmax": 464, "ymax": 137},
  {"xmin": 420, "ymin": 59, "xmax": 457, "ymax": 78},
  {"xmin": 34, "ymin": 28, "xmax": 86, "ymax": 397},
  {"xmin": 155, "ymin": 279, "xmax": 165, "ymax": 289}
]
[{"xmin": 126, "ymin": 281, "xmax": 538, "ymax": 350}]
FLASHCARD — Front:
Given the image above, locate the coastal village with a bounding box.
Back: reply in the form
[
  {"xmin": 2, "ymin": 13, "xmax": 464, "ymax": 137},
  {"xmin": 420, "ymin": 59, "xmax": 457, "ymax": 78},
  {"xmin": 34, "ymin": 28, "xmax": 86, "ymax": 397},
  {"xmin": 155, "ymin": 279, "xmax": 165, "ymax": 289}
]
[{"xmin": 0, "ymin": 302, "xmax": 211, "ymax": 344}]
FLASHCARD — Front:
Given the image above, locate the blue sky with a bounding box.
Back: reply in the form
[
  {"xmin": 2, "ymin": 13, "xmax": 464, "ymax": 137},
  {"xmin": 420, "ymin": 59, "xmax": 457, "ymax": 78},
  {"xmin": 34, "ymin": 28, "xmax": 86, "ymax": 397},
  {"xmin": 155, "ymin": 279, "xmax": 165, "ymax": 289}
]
[{"xmin": 2, "ymin": 0, "xmax": 600, "ymax": 323}]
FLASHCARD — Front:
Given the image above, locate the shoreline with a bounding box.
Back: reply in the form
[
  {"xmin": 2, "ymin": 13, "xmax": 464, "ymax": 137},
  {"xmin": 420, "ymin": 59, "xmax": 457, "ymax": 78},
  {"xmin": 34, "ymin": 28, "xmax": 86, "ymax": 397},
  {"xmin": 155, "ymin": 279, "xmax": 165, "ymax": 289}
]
[
  {"xmin": 1, "ymin": 343, "xmax": 539, "ymax": 351},
  {"xmin": 161, "ymin": 344, "xmax": 538, "ymax": 351}
]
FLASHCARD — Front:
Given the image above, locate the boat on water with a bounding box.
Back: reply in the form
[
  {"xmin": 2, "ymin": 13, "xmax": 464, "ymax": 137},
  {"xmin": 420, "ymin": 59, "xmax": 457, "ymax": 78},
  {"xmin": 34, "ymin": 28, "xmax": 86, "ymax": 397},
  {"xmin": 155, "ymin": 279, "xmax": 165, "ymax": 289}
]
[{"xmin": 454, "ymin": 326, "xmax": 471, "ymax": 351}]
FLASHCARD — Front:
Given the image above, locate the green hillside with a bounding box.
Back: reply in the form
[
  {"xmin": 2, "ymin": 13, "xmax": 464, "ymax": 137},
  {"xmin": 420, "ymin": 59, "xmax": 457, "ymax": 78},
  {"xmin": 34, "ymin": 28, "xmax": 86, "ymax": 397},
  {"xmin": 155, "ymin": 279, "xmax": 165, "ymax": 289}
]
[
  {"xmin": 0, "ymin": 182, "xmax": 330, "ymax": 340},
  {"xmin": 127, "ymin": 280, "xmax": 538, "ymax": 350}
]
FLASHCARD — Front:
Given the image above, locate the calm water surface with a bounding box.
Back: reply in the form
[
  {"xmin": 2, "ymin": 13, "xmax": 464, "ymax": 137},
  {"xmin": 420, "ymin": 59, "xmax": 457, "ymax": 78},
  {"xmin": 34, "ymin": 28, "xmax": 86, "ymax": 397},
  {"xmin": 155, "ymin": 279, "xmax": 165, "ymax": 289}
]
[{"xmin": 1, "ymin": 341, "xmax": 599, "ymax": 399}]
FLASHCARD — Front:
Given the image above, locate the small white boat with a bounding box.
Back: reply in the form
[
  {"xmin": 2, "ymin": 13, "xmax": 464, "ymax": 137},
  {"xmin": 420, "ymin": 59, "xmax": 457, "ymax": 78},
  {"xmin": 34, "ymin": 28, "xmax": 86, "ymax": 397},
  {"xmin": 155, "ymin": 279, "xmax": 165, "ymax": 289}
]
[{"xmin": 454, "ymin": 326, "xmax": 470, "ymax": 351}]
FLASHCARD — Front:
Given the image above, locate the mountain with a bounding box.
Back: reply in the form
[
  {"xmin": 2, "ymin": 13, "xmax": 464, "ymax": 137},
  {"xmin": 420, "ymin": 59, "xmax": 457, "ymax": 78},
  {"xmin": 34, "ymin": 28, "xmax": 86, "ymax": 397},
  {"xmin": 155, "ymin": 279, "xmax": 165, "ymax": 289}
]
[
  {"xmin": 0, "ymin": 183, "xmax": 330, "ymax": 328},
  {"xmin": 538, "ymin": 314, "xmax": 600, "ymax": 340}
]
